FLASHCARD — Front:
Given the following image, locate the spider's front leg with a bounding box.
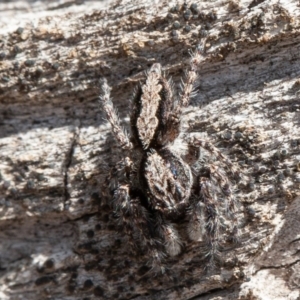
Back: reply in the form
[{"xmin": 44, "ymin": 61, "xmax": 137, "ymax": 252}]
[
  {"xmin": 106, "ymin": 157, "xmax": 166, "ymax": 269},
  {"xmin": 186, "ymin": 137, "xmax": 240, "ymax": 265},
  {"xmin": 187, "ymin": 136, "xmax": 241, "ymax": 191}
]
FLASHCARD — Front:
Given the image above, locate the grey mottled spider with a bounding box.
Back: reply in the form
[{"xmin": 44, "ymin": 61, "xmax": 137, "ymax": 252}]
[{"xmin": 100, "ymin": 41, "xmax": 240, "ymax": 270}]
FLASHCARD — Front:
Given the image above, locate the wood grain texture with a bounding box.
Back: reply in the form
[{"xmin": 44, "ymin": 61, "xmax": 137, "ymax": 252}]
[{"xmin": 0, "ymin": 0, "xmax": 300, "ymax": 299}]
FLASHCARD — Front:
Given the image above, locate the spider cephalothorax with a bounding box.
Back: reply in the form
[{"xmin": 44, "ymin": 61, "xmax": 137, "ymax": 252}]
[{"xmin": 100, "ymin": 41, "xmax": 240, "ymax": 270}]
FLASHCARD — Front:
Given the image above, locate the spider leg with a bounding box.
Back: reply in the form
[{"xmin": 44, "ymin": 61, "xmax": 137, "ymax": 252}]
[
  {"xmin": 186, "ymin": 137, "xmax": 241, "ymax": 180},
  {"xmin": 99, "ymin": 78, "xmax": 133, "ymax": 150},
  {"xmin": 197, "ymin": 177, "xmax": 221, "ymax": 265},
  {"xmin": 187, "ymin": 137, "xmax": 240, "ymax": 221},
  {"xmin": 187, "ymin": 137, "xmax": 240, "ymax": 265},
  {"xmin": 166, "ymin": 39, "xmax": 207, "ymax": 142},
  {"xmin": 154, "ymin": 211, "xmax": 182, "ymax": 257},
  {"xmin": 187, "ymin": 196, "xmax": 206, "ymax": 242},
  {"xmin": 106, "ymin": 157, "xmax": 165, "ymax": 270},
  {"xmin": 113, "ymin": 184, "xmax": 160, "ymax": 253},
  {"xmin": 129, "ymin": 40, "xmax": 207, "ymax": 148}
]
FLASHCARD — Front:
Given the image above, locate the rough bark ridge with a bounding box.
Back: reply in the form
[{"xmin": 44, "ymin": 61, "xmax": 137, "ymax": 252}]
[{"xmin": 0, "ymin": 0, "xmax": 300, "ymax": 299}]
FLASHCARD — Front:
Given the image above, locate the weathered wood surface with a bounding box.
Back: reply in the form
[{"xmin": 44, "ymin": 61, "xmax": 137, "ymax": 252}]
[{"xmin": 0, "ymin": 0, "xmax": 300, "ymax": 299}]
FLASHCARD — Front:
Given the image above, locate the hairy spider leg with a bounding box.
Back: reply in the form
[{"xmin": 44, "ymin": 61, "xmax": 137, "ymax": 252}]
[
  {"xmin": 162, "ymin": 39, "xmax": 208, "ymax": 146},
  {"xmin": 187, "ymin": 137, "xmax": 240, "ymax": 218},
  {"xmin": 109, "ymin": 158, "xmax": 165, "ymax": 267},
  {"xmin": 100, "ymin": 78, "xmax": 133, "ymax": 150},
  {"xmin": 187, "ymin": 137, "xmax": 240, "ymax": 264},
  {"xmin": 198, "ymin": 177, "xmax": 221, "ymax": 265}
]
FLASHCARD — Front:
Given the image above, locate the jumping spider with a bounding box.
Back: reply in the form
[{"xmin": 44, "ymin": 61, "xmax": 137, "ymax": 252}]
[{"xmin": 100, "ymin": 41, "xmax": 240, "ymax": 270}]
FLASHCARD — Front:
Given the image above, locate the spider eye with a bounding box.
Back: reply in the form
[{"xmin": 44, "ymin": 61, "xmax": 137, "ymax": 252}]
[{"xmin": 170, "ymin": 165, "xmax": 178, "ymax": 179}]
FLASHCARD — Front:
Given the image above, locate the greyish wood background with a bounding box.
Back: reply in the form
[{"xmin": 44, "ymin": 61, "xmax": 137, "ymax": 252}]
[{"xmin": 0, "ymin": 0, "xmax": 300, "ymax": 299}]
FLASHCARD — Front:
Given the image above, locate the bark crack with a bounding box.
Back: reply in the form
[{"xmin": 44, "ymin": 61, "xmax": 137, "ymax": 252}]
[
  {"xmin": 254, "ymin": 259, "xmax": 300, "ymax": 275},
  {"xmin": 63, "ymin": 126, "xmax": 80, "ymax": 211}
]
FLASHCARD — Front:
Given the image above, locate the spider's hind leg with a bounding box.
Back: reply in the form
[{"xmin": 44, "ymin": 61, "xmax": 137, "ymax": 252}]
[
  {"xmin": 156, "ymin": 39, "xmax": 208, "ymax": 146},
  {"xmin": 172, "ymin": 39, "xmax": 207, "ymax": 125},
  {"xmin": 99, "ymin": 78, "xmax": 133, "ymax": 150}
]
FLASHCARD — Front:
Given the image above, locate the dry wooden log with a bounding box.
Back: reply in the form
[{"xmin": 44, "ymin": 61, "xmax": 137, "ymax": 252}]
[{"xmin": 0, "ymin": 0, "xmax": 300, "ymax": 299}]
